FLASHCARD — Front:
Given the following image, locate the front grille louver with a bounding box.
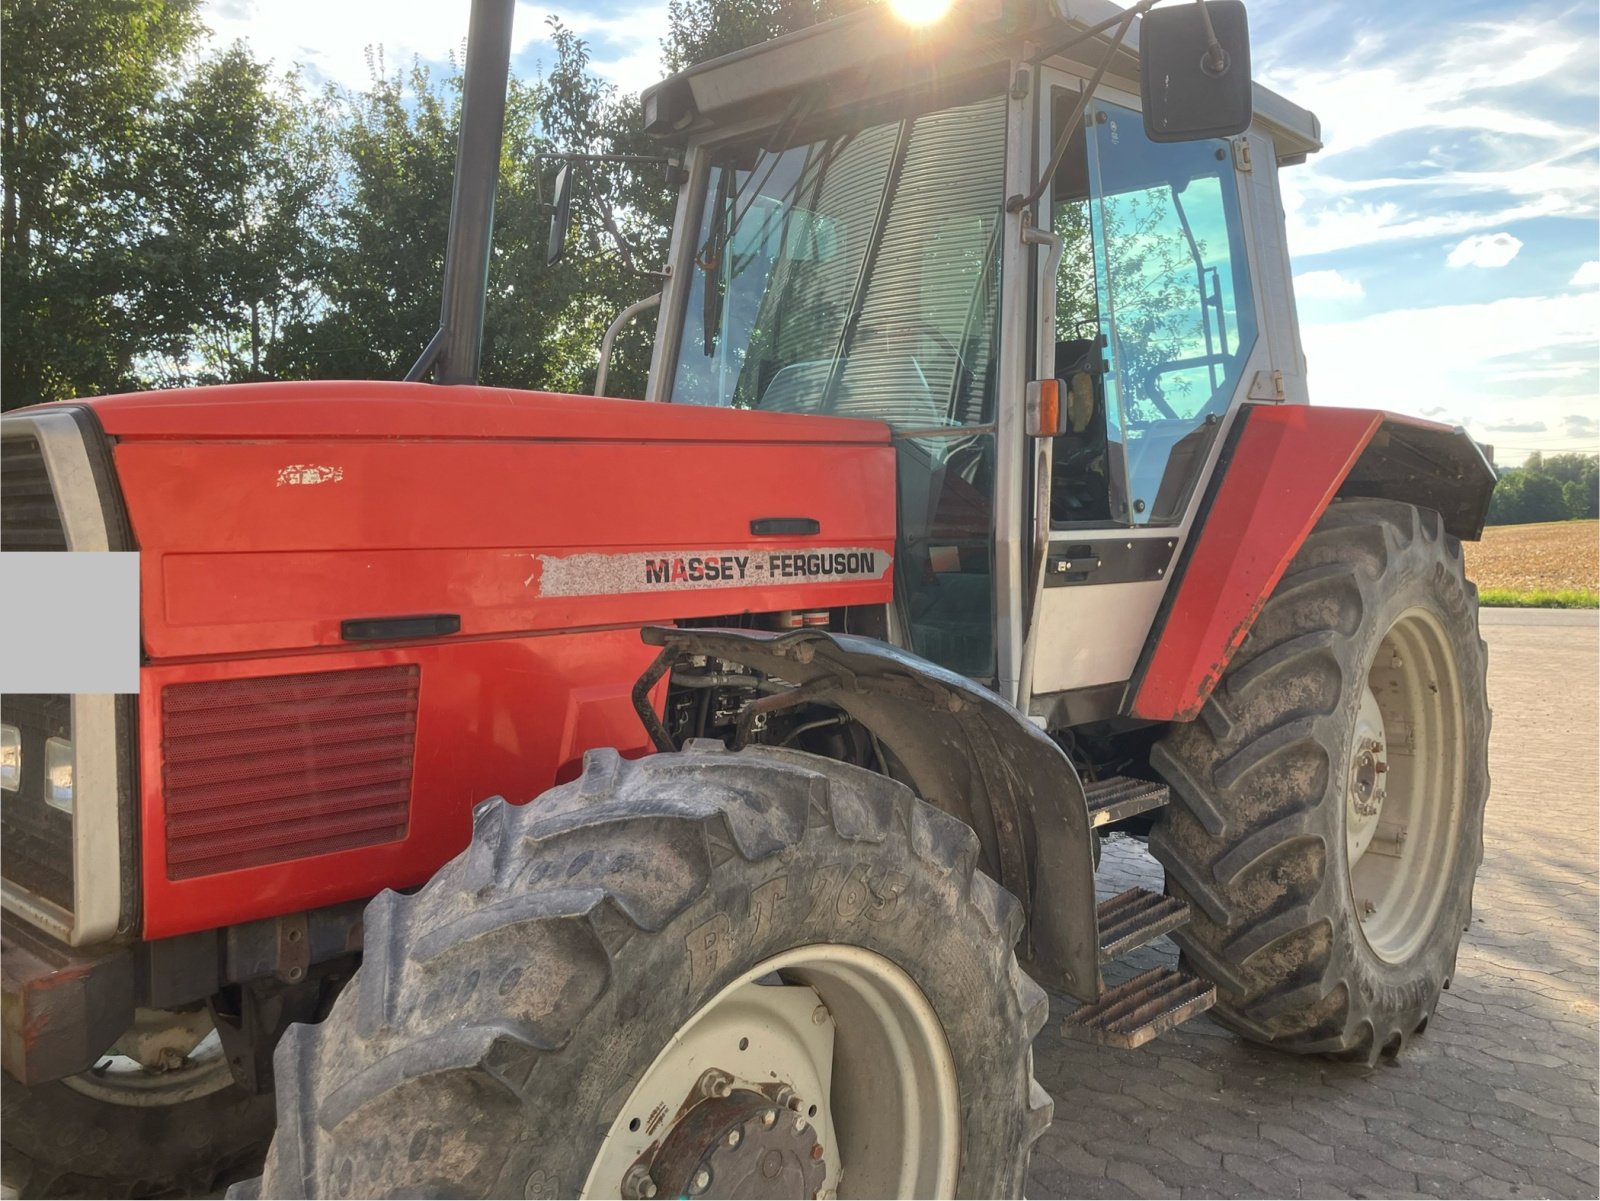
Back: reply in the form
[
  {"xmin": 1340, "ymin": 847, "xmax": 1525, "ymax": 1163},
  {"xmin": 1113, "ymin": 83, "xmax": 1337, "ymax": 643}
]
[
  {"xmin": 1, "ymin": 435, "xmax": 68, "ymax": 550},
  {"xmin": 162, "ymin": 666, "xmax": 420, "ymax": 880}
]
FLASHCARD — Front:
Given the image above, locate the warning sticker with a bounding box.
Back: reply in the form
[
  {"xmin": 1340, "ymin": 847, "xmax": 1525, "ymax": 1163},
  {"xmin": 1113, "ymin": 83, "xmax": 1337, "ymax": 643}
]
[{"xmin": 535, "ymin": 547, "xmax": 892, "ymax": 598}]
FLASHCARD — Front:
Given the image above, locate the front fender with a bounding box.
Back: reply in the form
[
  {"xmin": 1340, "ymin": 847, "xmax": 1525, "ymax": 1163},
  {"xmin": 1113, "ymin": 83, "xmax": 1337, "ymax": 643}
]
[{"xmin": 637, "ymin": 626, "xmax": 1101, "ymax": 1002}]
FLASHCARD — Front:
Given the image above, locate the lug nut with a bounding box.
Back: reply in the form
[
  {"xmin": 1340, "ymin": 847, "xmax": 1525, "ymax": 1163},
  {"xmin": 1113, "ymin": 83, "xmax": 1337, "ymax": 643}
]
[
  {"xmin": 811, "ymin": 1004, "xmax": 829, "ymax": 1025},
  {"xmin": 727, "ymin": 1127, "xmax": 743, "ymax": 1148},
  {"xmin": 811, "ymin": 1144, "xmax": 825, "ymax": 1161},
  {"xmin": 794, "ymin": 1114, "xmax": 808, "ymax": 1133},
  {"xmin": 691, "ymin": 1168, "xmax": 712, "ymax": 1194},
  {"xmin": 759, "ymin": 1109, "xmax": 778, "ymax": 1129},
  {"xmin": 698, "ymin": 1068, "xmax": 734, "ymax": 1099},
  {"xmin": 622, "ymin": 1166, "xmax": 657, "ymax": 1199},
  {"xmin": 786, "ymin": 1094, "xmax": 806, "ymax": 1113}
]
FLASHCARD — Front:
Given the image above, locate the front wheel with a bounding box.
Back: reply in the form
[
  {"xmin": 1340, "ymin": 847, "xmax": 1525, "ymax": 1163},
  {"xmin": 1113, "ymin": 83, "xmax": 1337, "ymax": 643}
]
[
  {"xmin": 252, "ymin": 744, "xmax": 1052, "ymax": 1198},
  {"xmin": 1150, "ymin": 500, "xmax": 1489, "ymax": 1061}
]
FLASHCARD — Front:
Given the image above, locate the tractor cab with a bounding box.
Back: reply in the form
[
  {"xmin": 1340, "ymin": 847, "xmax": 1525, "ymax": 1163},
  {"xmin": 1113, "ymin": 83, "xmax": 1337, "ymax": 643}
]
[{"xmin": 633, "ymin": 0, "xmax": 1322, "ymax": 708}]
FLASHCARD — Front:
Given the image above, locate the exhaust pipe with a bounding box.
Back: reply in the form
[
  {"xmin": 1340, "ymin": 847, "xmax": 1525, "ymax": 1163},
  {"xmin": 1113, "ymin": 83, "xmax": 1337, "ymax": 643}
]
[{"xmin": 407, "ymin": 0, "xmax": 516, "ymax": 385}]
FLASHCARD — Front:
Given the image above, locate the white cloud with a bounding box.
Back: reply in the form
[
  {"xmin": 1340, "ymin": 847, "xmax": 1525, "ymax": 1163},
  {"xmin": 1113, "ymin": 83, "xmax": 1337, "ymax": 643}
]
[
  {"xmin": 1564, "ymin": 414, "xmax": 1599, "ymax": 440},
  {"xmin": 1301, "ymin": 290, "xmax": 1600, "ymax": 451},
  {"xmin": 199, "ymin": 0, "xmax": 664, "ymax": 88},
  {"xmin": 1261, "ymin": 16, "xmax": 1598, "ymax": 257},
  {"xmin": 1446, "ymin": 232, "xmax": 1524, "ymax": 268},
  {"xmin": 1572, "ymin": 261, "xmax": 1600, "ymax": 288},
  {"xmin": 1293, "ymin": 268, "xmax": 1364, "ymax": 300}
]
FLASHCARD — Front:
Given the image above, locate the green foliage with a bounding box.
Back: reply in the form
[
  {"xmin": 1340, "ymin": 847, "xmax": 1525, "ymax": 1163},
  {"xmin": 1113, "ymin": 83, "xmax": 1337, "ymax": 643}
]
[
  {"xmin": 1, "ymin": 0, "xmax": 203, "ymax": 405},
  {"xmin": 1477, "ymin": 587, "xmax": 1599, "ymax": 609},
  {"xmin": 0, "ymin": 0, "xmax": 873, "ymax": 406},
  {"xmin": 1488, "ymin": 452, "xmax": 1599, "ymax": 524}
]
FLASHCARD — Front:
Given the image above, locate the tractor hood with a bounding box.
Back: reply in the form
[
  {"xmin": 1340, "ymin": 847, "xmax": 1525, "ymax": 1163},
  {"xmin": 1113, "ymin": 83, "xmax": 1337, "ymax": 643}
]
[
  {"xmin": 85, "ymin": 379, "xmax": 890, "ymax": 444},
  {"xmin": 69, "ymin": 381, "xmax": 898, "ymax": 660}
]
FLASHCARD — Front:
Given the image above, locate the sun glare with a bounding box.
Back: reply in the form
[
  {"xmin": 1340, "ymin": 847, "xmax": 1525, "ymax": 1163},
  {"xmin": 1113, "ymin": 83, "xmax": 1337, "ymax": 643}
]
[{"xmin": 888, "ymin": 0, "xmax": 954, "ymax": 26}]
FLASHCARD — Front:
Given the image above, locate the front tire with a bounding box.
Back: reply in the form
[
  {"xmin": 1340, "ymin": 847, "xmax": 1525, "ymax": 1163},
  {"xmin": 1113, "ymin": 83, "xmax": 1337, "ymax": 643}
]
[
  {"xmin": 252, "ymin": 743, "xmax": 1052, "ymax": 1198},
  {"xmin": 1149, "ymin": 500, "xmax": 1489, "ymax": 1061}
]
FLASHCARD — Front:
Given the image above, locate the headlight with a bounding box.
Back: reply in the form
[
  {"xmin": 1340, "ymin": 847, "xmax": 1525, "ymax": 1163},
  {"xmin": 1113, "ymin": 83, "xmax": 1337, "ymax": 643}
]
[
  {"xmin": 0, "ymin": 724, "xmax": 18, "ymax": 793},
  {"xmin": 44, "ymin": 736, "xmax": 73, "ymax": 813}
]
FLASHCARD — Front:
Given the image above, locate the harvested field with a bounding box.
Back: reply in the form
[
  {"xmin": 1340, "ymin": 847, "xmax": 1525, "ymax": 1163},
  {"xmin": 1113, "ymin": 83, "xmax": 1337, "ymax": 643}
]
[{"xmin": 1465, "ymin": 519, "xmax": 1598, "ymax": 593}]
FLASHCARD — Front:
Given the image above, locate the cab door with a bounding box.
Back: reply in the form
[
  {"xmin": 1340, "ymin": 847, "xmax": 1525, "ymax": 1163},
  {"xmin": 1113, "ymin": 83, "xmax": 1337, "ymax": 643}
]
[{"xmin": 1025, "ymin": 70, "xmax": 1265, "ymax": 709}]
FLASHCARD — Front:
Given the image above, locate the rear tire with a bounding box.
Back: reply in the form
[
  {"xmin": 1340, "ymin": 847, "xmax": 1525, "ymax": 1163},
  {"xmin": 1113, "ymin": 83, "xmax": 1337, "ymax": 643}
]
[
  {"xmin": 1149, "ymin": 500, "xmax": 1489, "ymax": 1061},
  {"xmin": 251, "ymin": 743, "xmax": 1051, "ymax": 1198}
]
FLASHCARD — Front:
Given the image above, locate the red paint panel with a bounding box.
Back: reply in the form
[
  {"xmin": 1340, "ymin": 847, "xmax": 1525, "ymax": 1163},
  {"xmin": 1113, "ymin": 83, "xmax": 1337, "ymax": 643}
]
[
  {"xmin": 1130, "ymin": 404, "xmax": 1390, "ymax": 722},
  {"xmin": 81, "ymin": 380, "xmax": 891, "ymax": 445},
  {"xmin": 139, "ymin": 631, "xmax": 661, "ymax": 938},
  {"xmin": 116, "ymin": 437, "xmax": 896, "ymax": 658}
]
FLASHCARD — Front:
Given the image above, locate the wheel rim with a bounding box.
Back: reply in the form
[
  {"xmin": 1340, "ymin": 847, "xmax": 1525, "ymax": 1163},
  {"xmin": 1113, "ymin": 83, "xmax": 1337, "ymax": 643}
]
[
  {"xmin": 1345, "ymin": 607, "xmax": 1466, "ymax": 963},
  {"xmin": 61, "ymin": 1011, "xmax": 234, "ymax": 1107},
  {"xmin": 582, "ymin": 943, "xmax": 960, "ymax": 1200}
]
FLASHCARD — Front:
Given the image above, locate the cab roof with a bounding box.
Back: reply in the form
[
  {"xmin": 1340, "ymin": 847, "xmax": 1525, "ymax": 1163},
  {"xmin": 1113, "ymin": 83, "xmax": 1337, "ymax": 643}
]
[{"xmin": 642, "ymin": 0, "xmax": 1321, "ymax": 164}]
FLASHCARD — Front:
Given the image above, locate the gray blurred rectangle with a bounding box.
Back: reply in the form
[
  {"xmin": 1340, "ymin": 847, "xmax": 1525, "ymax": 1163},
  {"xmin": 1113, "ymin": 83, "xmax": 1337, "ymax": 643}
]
[{"xmin": 0, "ymin": 553, "xmax": 140, "ymax": 693}]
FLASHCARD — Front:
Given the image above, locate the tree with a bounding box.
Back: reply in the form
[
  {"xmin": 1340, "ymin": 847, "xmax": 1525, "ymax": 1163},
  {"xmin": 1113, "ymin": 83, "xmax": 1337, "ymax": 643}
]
[
  {"xmin": 139, "ymin": 48, "xmax": 332, "ymax": 385},
  {"xmin": 1487, "ymin": 470, "xmax": 1570, "ymax": 525},
  {"xmin": 1, "ymin": 0, "xmax": 202, "ymax": 407}
]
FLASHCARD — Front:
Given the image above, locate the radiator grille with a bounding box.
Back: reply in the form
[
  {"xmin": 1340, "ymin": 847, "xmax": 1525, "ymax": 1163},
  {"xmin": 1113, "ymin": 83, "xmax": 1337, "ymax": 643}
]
[
  {"xmin": 162, "ymin": 666, "xmax": 420, "ymax": 880},
  {"xmin": 0, "ymin": 694, "xmax": 75, "ymax": 909},
  {"xmin": 1, "ymin": 435, "xmax": 68, "ymax": 550}
]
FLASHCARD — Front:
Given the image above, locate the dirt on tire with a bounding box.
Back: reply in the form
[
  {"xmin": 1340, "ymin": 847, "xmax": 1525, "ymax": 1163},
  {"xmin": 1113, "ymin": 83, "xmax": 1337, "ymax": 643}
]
[
  {"xmin": 1148, "ymin": 499, "xmax": 1490, "ymax": 1062},
  {"xmin": 247, "ymin": 743, "xmax": 1052, "ymax": 1199}
]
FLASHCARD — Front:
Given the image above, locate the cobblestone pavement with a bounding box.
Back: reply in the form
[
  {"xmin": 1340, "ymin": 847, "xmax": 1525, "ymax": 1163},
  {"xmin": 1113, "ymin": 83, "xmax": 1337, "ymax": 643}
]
[{"xmin": 1026, "ymin": 609, "xmax": 1600, "ymax": 1200}]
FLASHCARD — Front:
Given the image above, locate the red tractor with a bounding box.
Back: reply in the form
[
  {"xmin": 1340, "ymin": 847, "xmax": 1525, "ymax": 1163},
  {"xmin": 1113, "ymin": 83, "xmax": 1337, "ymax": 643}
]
[{"xmin": 0, "ymin": 0, "xmax": 1494, "ymax": 1196}]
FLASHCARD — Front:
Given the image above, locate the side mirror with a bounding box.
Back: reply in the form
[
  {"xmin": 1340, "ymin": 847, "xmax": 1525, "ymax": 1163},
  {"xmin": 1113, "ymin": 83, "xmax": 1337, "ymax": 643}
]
[
  {"xmin": 546, "ymin": 163, "xmax": 573, "ymax": 267},
  {"xmin": 1140, "ymin": 0, "xmax": 1253, "ymax": 143}
]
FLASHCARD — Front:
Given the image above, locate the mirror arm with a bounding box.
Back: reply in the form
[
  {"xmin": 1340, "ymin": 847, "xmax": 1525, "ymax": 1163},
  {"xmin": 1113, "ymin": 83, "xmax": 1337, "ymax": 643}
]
[
  {"xmin": 1194, "ymin": 0, "xmax": 1228, "ymax": 74},
  {"xmin": 1007, "ymin": 0, "xmax": 1155, "ymax": 215}
]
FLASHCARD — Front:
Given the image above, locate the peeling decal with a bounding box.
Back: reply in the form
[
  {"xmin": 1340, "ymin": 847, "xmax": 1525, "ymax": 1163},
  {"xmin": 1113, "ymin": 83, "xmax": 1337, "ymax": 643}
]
[
  {"xmin": 276, "ymin": 464, "xmax": 344, "ymax": 487},
  {"xmin": 535, "ymin": 548, "xmax": 892, "ymax": 598}
]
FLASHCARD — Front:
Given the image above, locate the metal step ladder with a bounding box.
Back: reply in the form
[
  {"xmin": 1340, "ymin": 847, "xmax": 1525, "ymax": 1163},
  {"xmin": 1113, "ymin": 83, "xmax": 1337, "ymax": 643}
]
[{"xmin": 1064, "ymin": 776, "xmax": 1218, "ymax": 1050}]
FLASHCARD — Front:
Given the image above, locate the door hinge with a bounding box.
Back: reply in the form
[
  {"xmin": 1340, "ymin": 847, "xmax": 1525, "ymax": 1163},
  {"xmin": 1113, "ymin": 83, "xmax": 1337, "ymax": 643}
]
[
  {"xmin": 1248, "ymin": 369, "xmax": 1285, "ymax": 401},
  {"xmin": 1232, "ymin": 138, "xmax": 1253, "ymax": 173}
]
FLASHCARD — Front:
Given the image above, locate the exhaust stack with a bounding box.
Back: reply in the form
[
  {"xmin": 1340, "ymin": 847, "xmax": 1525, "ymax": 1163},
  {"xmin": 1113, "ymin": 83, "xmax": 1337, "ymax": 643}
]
[{"xmin": 408, "ymin": 0, "xmax": 516, "ymax": 385}]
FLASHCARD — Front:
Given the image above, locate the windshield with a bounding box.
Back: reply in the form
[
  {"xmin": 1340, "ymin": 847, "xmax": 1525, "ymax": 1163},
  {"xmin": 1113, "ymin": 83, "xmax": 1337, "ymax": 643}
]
[{"xmin": 671, "ymin": 91, "xmax": 1008, "ymax": 429}]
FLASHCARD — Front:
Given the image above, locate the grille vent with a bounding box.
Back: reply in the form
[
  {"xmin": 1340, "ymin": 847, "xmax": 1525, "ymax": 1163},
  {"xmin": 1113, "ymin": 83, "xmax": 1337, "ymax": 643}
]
[
  {"xmin": 1, "ymin": 436, "xmax": 68, "ymax": 550},
  {"xmin": 162, "ymin": 665, "xmax": 420, "ymax": 880}
]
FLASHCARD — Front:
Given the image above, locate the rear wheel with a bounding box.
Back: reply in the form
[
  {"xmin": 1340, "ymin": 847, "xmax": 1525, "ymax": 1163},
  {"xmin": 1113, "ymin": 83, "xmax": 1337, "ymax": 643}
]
[
  {"xmin": 1149, "ymin": 500, "xmax": 1489, "ymax": 1061},
  {"xmin": 252, "ymin": 743, "xmax": 1051, "ymax": 1198}
]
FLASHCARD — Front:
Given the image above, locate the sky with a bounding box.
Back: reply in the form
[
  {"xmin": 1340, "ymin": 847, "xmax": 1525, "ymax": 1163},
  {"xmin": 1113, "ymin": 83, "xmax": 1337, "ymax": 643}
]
[{"xmin": 200, "ymin": 0, "xmax": 1599, "ymax": 466}]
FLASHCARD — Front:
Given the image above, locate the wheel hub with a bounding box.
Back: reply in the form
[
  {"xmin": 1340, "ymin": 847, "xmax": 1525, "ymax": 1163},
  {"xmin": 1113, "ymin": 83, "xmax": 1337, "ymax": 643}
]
[
  {"xmin": 635, "ymin": 1086, "xmax": 826, "ymax": 1199},
  {"xmin": 1345, "ymin": 687, "xmax": 1389, "ymax": 868},
  {"xmin": 583, "ymin": 944, "xmax": 961, "ymax": 1199}
]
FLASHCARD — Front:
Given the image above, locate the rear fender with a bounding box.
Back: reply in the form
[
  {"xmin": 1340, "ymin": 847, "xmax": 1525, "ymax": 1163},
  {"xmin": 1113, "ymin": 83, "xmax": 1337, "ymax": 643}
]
[
  {"xmin": 638, "ymin": 626, "xmax": 1101, "ymax": 1002},
  {"xmin": 1129, "ymin": 404, "xmax": 1496, "ymax": 722}
]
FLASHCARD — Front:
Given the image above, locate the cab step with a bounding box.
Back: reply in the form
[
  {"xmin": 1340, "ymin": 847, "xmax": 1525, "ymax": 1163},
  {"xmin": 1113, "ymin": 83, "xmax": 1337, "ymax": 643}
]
[
  {"xmin": 1084, "ymin": 776, "xmax": 1170, "ymax": 828},
  {"xmin": 1097, "ymin": 887, "xmax": 1191, "ymax": 962},
  {"xmin": 1063, "ymin": 967, "xmax": 1216, "ymax": 1050}
]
